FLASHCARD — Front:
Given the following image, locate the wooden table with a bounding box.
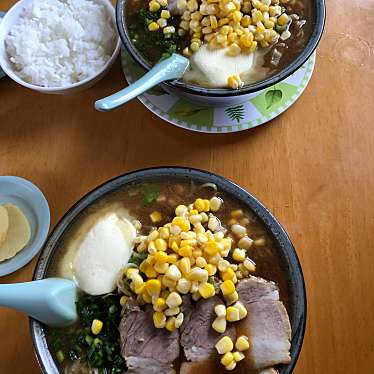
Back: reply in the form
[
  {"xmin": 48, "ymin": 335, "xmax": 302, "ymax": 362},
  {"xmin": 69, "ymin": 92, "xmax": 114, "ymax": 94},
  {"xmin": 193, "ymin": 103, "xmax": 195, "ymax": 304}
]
[{"xmin": 1, "ymin": 0, "xmax": 373, "ymax": 372}]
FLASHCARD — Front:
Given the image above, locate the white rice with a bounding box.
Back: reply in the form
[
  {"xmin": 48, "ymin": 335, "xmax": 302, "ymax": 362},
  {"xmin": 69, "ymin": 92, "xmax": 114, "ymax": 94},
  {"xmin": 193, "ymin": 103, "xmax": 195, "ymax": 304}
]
[{"xmin": 5, "ymin": 0, "xmax": 117, "ymax": 87}]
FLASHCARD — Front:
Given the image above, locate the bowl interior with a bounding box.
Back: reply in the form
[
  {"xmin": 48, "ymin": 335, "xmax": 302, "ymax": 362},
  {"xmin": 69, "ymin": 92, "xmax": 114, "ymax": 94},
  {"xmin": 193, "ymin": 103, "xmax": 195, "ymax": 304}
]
[
  {"xmin": 31, "ymin": 167, "xmax": 306, "ymax": 374},
  {"xmin": 0, "ymin": 176, "xmax": 50, "ymax": 276},
  {"xmin": 117, "ymin": 0, "xmax": 325, "ymax": 97},
  {"xmin": 0, "ymin": 0, "xmax": 121, "ymax": 93}
]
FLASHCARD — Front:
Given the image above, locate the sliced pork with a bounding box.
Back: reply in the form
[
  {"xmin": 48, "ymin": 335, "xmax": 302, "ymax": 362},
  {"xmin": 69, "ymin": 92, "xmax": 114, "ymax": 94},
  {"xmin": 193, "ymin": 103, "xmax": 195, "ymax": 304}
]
[
  {"xmin": 236, "ymin": 277, "xmax": 292, "ymax": 370},
  {"xmin": 119, "ymin": 299, "xmax": 180, "ymax": 373},
  {"xmin": 181, "ymin": 295, "xmax": 236, "ymax": 362}
]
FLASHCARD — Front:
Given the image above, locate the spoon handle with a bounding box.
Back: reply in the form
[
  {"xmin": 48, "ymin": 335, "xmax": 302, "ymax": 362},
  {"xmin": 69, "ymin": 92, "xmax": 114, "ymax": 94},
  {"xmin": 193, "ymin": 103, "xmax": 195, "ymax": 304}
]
[
  {"xmin": 95, "ymin": 53, "xmax": 189, "ymax": 112},
  {"xmin": 0, "ymin": 278, "xmax": 77, "ymax": 326}
]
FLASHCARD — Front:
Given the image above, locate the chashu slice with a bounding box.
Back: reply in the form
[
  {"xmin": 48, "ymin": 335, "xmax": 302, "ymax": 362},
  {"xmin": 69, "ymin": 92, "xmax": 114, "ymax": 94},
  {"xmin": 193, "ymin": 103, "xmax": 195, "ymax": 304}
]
[
  {"xmin": 119, "ymin": 299, "xmax": 179, "ymax": 374},
  {"xmin": 181, "ymin": 277, "xmax": 291, "ymax": 373},
  {"xmin": 181, "ymin": 295, "xmax": 236, "ymax": 362},
  {"xmin": 236, "ymin": 277, "xmax": 292, "ymax": 370}
]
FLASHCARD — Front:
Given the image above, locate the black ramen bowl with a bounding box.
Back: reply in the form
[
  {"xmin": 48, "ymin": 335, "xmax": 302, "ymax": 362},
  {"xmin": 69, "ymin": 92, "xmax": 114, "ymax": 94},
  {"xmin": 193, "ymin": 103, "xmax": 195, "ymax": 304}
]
[
  {"xmin": 31, "ymin": 167, "xmax": 306, "ymax": 373},
  {"xmin": 116, "ymin": 0, "xmax": 325, "ymax": 101}
]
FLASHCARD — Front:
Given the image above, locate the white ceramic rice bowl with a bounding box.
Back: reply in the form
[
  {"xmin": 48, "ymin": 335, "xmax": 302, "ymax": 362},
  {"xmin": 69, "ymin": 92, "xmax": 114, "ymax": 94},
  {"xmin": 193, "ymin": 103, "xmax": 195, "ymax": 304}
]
[{"xmin": 0, "ymin": 0, "xmax": 121, "ymax": 94}]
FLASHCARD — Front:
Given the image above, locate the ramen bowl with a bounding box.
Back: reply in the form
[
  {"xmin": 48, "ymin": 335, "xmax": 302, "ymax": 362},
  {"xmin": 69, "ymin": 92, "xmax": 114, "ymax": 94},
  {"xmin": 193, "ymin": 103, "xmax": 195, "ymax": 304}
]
[
  {"xmin": 116, "ymin": 0, "xmax": 325, "ymax": 106},
  {"xmin": 30, "ymin": 167, "xmax": 306, "ymax": 373}
]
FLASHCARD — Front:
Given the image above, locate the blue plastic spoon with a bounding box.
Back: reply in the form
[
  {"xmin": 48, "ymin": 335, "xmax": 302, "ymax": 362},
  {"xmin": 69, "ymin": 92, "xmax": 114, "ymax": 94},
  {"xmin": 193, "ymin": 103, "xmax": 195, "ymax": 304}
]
[
  {"xmin": 0, "ymin": 278, "xmax": 77, "ymax": 326},
  {"xmin": 95, "ymin": 53, "xmax": 189, "ymax": 112}
]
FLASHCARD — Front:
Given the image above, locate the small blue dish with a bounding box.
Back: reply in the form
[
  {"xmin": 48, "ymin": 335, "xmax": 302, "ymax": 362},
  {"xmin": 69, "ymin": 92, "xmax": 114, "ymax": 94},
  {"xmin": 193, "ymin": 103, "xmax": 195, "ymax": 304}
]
[{"xmin": 0, "ymin": 176, "xmax": 50, "ymax": 276}]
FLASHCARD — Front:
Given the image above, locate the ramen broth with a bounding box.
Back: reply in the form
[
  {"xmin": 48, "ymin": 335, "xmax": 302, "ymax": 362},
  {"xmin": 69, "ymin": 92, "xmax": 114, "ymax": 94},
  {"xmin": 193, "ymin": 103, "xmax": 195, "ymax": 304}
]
[
  {"xmin": 125, "ymin": 0, "xmax": 313, "ymax": 88},
  {"xmin": 46, "ymin": 178, "xmax": 293, "ymax": 373}
]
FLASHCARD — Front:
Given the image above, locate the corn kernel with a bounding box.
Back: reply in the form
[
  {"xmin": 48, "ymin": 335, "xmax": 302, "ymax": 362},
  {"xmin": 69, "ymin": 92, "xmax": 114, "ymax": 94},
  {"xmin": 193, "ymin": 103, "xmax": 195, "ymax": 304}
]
[
  {"xmin": 161, "ymin": 9, "xmax": 171, "ymax": 19},
  {"xmin": 132, "ymin": 274, "xmax": 144, "ymax": 288},
  {"xmin": 166, "ymin": 292, "xmax": 182, "ymax": 308},
  {"xmin": 205, "ymin": 263, "xmax": 217, "ymax": 276},
  {"xmin": 195, "ymin": 256, "xmax": 207, "ymax": 268},
  {"xmin": 227, "ymin": 75, "xmax": 242, "ymax": 89},
  {"xmin": 191, "ymin": 10, "xmax": 203, "ymax": 20},
  {"xmin": 212, "ymin": 317, "xmax": 226, "ymax": 333},
  {"xmin": 91, "ymin": 319, "xmax": 103, "ymax": 335},
  {"xmin": 187, "ymin": 0, "xmax": 198, "ymax": 11},
  {"xmin": 165, "ymin": 316, "xmax": 177, "ymax": 331},
  {"xmin": 166, "ymin": 264, "xmax": 182, "ymax": 281},
  {"xmin": 249, "ymin": 40, "xmax": 257, "ymax": 52},
  {"xmin": 208, "ymin": 254, "xmax": 222, "ymax": 266},
  {"xmin": 233, "ymin": 351, "xmax": 245, "ymax": 362},
  {"xmin": 153, "ymin": 297, "xmax": 167, "ymax": 312},
  {"xmin": 175, "ymin": 312, "xmax": 184, "ymax": 328},
  {"xmin": 241, "ymin": 14, "xmax": 252, "ymax": 26},
  {"xmin": 233, "ymin": 301, "xmax": 247, "ymax": 319},
  {"xmin": 221, "ymin": 352, "xmax": 234, "ymax": 366},
  {"xmin": 163, "ymin": 26, "xmax": 176, "ymax": 34},
  {"xmin": 120, "ymin": 296, "xmax": 128, "ymax": 306},
  {"xmin": 214, "ymin": 304, "xmax": 227, "ymax": 317},
  {"xmin": 126, "ymin": 268, "xmax": 139, "ymax": 279},
  {"xmin": 235, "ymin": 335, "xmax": 250, "ymax": 351},
  {"xmin": 226, "ymin": 269, "xmax": 237, "ymax": 282},
  {"xmin": 224, "ymin": 2, "xmax": 236, "ymax": 12},
  {"xmin": 162, "ymin": 275, "xmax": 176, "ymax": 288},
  {"xmin": 215, "ymin": 336, "xmax": 234, "ymax": 354},
  {"xmin": 238, "ymin": 236, "xmax": 253, "ymax": 249},
  {"xmin": 172, "ymin": 217, "xmax": 191, "ymax": 231},
  {"xmin": 171, "ymin": 241, "xmax": 180, "ymax": 253},
  {"xmin": 153, "ymin": 311, "xmax": 166, "ymax": 328},
  {"xmin": 227, "ymin": 43, "xmax": 241, "ymax": 56},
  {"xmin": 224, "ymin": 290, "xmax": 239, "ymax": 305},
  {"xmin": 199, "ymin": 282, "xmax": 215, "ymax": 299},
  {"xmin": 218, "ymin": 17, "xmax": 230, "ymax": 26},
  {"xmin": 243, "ymin": 258, "xmax": 256, "ymax": 272},
  {"xmin": 176, "ymin": 278, "xmax": 191, "ymax": 294},
  {"xmin": 145, "ymin": 279, "xmax": 162, "ymax": 297},
  {"xmin": 225, "ymin": 361, "xmax": 237, "ymax": 371},
  {"xmin": 227, "ymin": 32, "xmax": 238, "ymax": 43},
  {"xmin": 218, "ymin": 259, "xmax": 230, "ymax": 272},
  {"xmin": 142, "ymin": 290, "xmax": 152, "ymax": 303},
  {"xmin": 177, "ymin": 0, "xmax": 187, "ymax": 9},
  {"xmin": 168, "ymin": 253, "xmax": 179, "ymax": 264},
  {"xmin": 149, "ymin": 0, "xmax": 160, "ymax": 12},
  {"xmin": 134, "ymin": 283, "xmax": 145, "ymax": 295},
  {"xmin": 154, "ymin": 251, "xmax": 168, "ymax": 264},
  {"xmin": 155, "ymin": 261, "xmax": 169, "ymax": 274},
  {"xmin": 189, "ymin": 267, "xmax": 209, "ymax": 283},
  {"xmin": 192, "ymin": 248, "xmax": 203, "ymax": 258},
  {"xmin": 178, "ymin": 257, "xmax": 191, "ymax": 275},
  {"xmin": 179, "ymin": 245, "xmax": 193, "ymax": 257},
  {"xmin": 232, "ymin": 248, "xmax": 246, "ymax": 262},
  {"xmin": 204, "ymin": 241, "xmax": 222, "ymax": 256},
  {"xmin": 157, "ymin": 18, "xmax": 168, "ymax": 28},
  {"xmin": 226, "ymin": 306, "xmax": 240, "ymax": 322},
  {"xmin": 277, "ymin": 13, "xmax": 289, "ymax": 26},
  {"xmin": 194, "ymin": 198, "xmax": 206, "ymax": 212},
  {"xmin": 165, "ymin": 306, "xmax": 180, "ymax": 316},
  {"xmin": 148, "ymin": 21, "xmax": 160, "ymax": 31},
  {"xmin": 220, "ymin": 280, "xmax": 235, "ymax": 295},
  {"xmin": 232, "ymin": 10, "xmax": 242, "ymax": 23},
  {"xmin": 150, "ymin": 211, "xmax": 162, "ymax": 223}
]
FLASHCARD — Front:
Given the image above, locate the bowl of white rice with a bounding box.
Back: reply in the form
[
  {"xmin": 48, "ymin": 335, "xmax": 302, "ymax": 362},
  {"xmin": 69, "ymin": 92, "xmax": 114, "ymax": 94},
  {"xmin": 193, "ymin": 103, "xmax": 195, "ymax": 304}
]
[{"xmin": 0, "ymin": 0, "xmax": 121, "ymax": 94}]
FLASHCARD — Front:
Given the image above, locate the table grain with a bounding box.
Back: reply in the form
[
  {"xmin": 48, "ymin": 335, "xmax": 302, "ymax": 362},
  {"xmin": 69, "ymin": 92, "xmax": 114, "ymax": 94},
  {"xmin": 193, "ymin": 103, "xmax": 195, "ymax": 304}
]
[{"xmin": 1, "ymin": 0, "xmax": 374, "ymax": 373}]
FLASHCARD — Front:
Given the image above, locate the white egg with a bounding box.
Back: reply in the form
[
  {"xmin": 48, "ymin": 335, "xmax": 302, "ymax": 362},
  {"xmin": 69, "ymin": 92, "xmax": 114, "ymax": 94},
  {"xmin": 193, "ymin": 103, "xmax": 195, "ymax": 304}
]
[{"xmin": 72, "ymin": 213, "xmax": 136, "ymax": 295}]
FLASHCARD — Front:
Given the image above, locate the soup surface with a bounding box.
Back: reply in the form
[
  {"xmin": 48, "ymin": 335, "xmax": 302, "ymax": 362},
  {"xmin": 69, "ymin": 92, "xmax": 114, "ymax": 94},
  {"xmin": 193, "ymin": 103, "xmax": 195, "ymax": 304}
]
[
  {"xmin": 125, "ymin": 0, "xmax": 313, "ymax": 88},
  {"xmin": 46, "ymin": 178, "xmax": 293, "ymax": 373}
]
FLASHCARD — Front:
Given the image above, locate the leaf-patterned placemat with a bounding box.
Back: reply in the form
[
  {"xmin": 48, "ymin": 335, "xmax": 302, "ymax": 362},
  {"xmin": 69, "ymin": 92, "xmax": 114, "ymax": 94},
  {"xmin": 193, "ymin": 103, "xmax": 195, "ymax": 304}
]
[{"xmin": 122, "ymin": 49, "xmax": 316, "ymax": 133}]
